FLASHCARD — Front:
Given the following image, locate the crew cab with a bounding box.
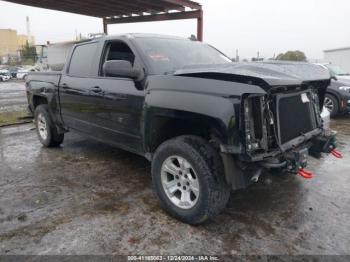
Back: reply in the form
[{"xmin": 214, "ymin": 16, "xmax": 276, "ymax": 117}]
[{"xmin": 26, "ymin": 34, "xmax": 339, "ymax": 224}]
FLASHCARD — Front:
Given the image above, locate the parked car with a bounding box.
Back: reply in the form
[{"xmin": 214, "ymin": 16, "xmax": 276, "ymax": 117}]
[
  {"xmin": 17, "ymin": 69, "xmax": 29, "ymax": 80},
  {"xmin": 7, "ymin": 67, "xmax": 19, "ymax": 78},
  {"xmin": 16, "ymin": 69, "xmax": 29, "ymax": 80},
  {"xmin": 315, "ymin": 63, "xmax": 350, "ymax": 117},
  {"xmin": 0, "ymin": 70, "xmax": 11, "ymax": 82},
  {"xmin": 321, "ymin": 63, "xmax": 350, "ymax": 83},
  {"xmin": 26, "ymin": 34, "xmax": 339, "ymax": 224},
  {"xmin": 0, "ymin": 75, "xmax": 10, "ymax": 82},
  {"xmin": 16, "ymin": 66, "xmax": 40, "ymax": 80}
]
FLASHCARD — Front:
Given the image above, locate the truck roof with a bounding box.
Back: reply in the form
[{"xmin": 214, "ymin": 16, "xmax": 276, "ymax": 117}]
[
  {"xmin": 108, "ymin": 33, "xmax": 189, "ymax": 40},
  {"xmin": 83, "ymin": 33, "xmax": 190, "ymax": 43}
]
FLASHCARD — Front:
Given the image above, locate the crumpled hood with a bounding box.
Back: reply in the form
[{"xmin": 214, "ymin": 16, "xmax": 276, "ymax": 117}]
[{"xmin": 174, "ymin": 61, "xmax": 331, "ymax": 87}]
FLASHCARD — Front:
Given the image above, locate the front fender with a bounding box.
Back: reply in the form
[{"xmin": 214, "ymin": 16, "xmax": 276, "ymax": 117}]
[
  {"xmin": 143, "ymin": 75, "xmax": 266, "ymax": 153},
  {"xmin": 145, "ymin": 74, "xmax": 266, "ymax": 126},
  {"xmin": 145, "ymin": 89, "xmax": 234, "ymax": 128}
]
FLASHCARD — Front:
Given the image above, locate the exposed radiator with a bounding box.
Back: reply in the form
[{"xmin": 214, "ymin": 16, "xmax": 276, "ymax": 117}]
[{"xmin": 276, "ymin": 91, "xmax": 317, "ymax": 144}]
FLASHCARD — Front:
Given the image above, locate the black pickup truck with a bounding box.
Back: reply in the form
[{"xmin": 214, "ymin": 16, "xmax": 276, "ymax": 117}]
[{"xmin": 26, "ymin": 34, "xmax": 338, "ymax": 224}]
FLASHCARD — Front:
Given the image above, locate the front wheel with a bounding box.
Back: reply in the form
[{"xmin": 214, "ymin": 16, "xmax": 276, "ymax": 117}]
[
  {"xmin": 34, "ymin": 104, "xmax": 64, "ymax": 147},
  {"xmin": 152, "ymin": 136, "xmax": 230, "ymax": 225}
]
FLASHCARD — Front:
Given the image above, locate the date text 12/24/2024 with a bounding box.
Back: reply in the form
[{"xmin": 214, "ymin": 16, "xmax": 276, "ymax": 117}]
[{"xmin": 128, "ymin": 256, "xmax": 219, "ymax": 261}]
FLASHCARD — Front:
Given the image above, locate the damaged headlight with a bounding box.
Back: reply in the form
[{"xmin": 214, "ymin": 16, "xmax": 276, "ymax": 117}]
[
  {"xmin": 321, "ymin": 107, "xmax": 331, "ymax": 132},
  {"xmin": 243, "ymin": 95, "xmax": 268, "ymax": 153}
]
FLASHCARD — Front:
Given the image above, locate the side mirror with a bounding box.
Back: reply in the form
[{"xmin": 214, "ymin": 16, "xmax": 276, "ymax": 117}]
[
  {"xmin": 103, "ymin": 60, "xmax": 141, "ymax": 80},
  {"xmin": 331, "ymin": 75, "xmax": 338, "ymax": 81}
]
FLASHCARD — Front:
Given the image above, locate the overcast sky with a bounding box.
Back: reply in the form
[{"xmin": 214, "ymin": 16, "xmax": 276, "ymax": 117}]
[{"xmin": 0, "ymin": 0, "xmax": 349, "ymax": 60}]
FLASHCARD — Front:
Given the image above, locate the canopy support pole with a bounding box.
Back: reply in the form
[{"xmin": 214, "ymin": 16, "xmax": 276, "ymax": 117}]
[{"xmin": 103, "ymin": 18, "xmax": 108, "ymax": 35}]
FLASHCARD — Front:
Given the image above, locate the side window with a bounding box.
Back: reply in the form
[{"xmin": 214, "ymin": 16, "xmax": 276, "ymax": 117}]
[
  {"xmin": 100, "ymin": 41, "xmax": 136, "ymax": 76},
  {"xmin": 68, "ymin": 43, "xmax": 98, "ymax": 77}
]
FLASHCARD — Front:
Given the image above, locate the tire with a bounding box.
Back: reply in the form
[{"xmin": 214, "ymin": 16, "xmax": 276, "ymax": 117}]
[
  {"xmin": 152, "ymin": 135, "xmax": 230, "ymax": 225},
  {"xmin": 324, "ymin": 94, "xmax": 339, "ymax": 118},
  {"xmin": 34, "ymin": 104, "xmax": 64, "ymax": 147}
]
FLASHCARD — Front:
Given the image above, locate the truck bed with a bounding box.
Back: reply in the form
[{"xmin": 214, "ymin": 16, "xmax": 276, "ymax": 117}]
[
  {"xmin": 27, "ymin": 71, "xmax": 62, "ymax": 87},
  {"xmin": 26, "ymin": 72, "xmax": 63, "ymax": 114}
]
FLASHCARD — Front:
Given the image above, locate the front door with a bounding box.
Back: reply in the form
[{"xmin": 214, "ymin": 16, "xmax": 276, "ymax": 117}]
[{"xmin": 88, "ymin": 40, "xmax": 145, "ymax": 153}]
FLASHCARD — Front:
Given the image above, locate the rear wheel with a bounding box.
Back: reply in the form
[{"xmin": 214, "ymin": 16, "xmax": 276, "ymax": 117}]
[
  {"xmin": 324, "ymin": 94, "xmax": 339, "ymax": 118},
  {"xmin": 152, "ymin": 136, "xmax": 230, "ymax": 225},
  {"xmin": 34, "ymin": 104, "xmax": 64, "ymax": 147}
]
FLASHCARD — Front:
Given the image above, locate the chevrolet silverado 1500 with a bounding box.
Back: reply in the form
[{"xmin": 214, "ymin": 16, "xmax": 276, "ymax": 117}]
[{"xmin": 26, "ymin": 34, "xmax": 339, "ymax": 224}]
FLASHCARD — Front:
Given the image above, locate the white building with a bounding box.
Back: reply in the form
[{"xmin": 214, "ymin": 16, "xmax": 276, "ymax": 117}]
[
  {"xmin": 47, "ymin": 41, "xmax": 79, "ymax": 71},
  {"xmin": 324, "ymin": 47, "xmax": 350, "ymax": 73}
]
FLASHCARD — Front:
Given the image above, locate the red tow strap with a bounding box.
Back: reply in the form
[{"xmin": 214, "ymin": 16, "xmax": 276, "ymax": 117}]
[
  {"xmin": 331, "ymin": 149, "xmax": 343, "ymax": 159},
  {"xmin": 297, "ymin": 149, "xmax": 343, "ymax": 180},
  {"xmin": 298, "ymin": 169, "xmax": 313, "ymax": 179}
]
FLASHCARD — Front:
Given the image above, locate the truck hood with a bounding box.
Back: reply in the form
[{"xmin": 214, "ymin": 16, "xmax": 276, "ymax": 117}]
[{"xmin": 174, "ymin": 61, "xmax": 331, "ymax": 87}]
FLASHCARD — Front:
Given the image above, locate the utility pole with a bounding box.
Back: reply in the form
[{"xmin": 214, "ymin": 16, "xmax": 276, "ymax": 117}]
[{"xmin": 26, "ymin": 16, "xmax": 32, "ymax": 45}]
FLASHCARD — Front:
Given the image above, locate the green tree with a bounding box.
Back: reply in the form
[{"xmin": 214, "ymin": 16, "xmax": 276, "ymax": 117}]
[
  {"xmin": 20, "ymin": 41, "xmax": 37, "ymax": 65},
  {"xmin": 276, "ymin": 50, "xmax": 307, "ymax": 62}
]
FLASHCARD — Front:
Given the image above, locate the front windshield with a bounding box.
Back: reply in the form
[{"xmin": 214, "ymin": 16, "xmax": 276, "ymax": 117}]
[
  {"xmin": 135, "ymin": 37, "xmax": 232, "ymax": 75},
  {"xmin": 325, "ymin": 64, "xmax": 349, "ymax": 76}
]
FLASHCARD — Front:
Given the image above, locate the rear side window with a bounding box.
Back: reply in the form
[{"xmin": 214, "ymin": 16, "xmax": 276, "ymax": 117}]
[{"xmin": 68, "ymin": 43, "xmax": 98, "ymax": 77}]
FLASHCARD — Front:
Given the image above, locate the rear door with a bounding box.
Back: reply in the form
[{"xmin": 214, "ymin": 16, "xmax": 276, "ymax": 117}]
[
  {"xmin": 59, "ymin": 41, "xmax": 102, "ymax": 135},
  {"xmin": 59, "ymin": 39, "xmax": 146, "ymax": 154}
]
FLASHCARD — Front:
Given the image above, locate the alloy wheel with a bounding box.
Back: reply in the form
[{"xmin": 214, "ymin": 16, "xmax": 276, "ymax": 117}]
[
  {"xmin": 37, "ymin": 113, "xmax": 48, "ymax": 140},
  {"xmin": 160, "ymin": 155, "xmax": 200, "ymax": 210},
  {"xmin": 324, "ymin": 96, "xmax": 334, "ymax": 113}
]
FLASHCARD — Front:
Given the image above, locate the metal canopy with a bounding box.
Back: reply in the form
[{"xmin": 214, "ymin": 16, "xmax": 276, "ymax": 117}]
[{"xmin": 2, "ymin": 0, "xmax": 203, "ymax": 40}]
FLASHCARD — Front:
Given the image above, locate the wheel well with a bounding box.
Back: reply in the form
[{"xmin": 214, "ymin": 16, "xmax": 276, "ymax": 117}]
[
  {"xmin": 326, "ymin": 92, "xmax": 340, "ymax": 106},
  {"xmin": 33, "ymin": 95, "xmax": 48, "ymax": 109},
  {"xmin": 327, "ymin": 92, "xmax": 340, "ymax": 100},
  {"xmin": 148, "ymin": 115, "xmax": 226, "ymax": 153}
]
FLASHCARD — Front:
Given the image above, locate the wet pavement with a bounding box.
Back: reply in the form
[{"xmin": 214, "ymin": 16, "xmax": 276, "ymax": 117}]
[
  {"xmin": 0, "ymin": 82, "xmax": 349, "ymax": 255},
  {"xmin": 0, "ymin": 81, "xmax": 27, "ymax": 114}
]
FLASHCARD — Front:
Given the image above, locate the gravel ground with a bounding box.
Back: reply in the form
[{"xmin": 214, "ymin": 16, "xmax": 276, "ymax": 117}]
[
  {"xmin": 0, "ymin": 81, "xmax": 349, "ymax": 255},
  {"xmin": 0, "ymin": 81, "xmax": 31, "ymax": 127}
]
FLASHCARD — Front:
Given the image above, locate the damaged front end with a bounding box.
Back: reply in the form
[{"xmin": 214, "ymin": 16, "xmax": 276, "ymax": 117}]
[
  {"xmin": 175, "ymin": 61, "xmax": 342, "ymax": 190},
  {"xmin": 236, "ymin": 82, "xmax": 340, "ymax": 187},
  {"xmin": 222, "ymin": 81, "xmax": 342, "ymax": 190}
]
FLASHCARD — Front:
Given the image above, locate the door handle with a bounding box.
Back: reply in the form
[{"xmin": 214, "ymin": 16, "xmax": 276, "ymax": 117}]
[{"xmin": 61, "ymin": 83, "xmax": 68, "ymax": 89}]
